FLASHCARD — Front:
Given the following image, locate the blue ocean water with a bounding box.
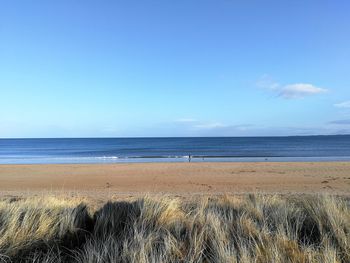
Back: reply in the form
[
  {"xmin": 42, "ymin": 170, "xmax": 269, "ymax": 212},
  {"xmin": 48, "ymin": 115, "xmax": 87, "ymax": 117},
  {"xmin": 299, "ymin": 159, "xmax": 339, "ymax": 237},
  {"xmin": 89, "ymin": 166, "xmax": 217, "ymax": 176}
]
[{"xmin": 0, "ymin": 136, "xmax": 350, "ymax": 164}]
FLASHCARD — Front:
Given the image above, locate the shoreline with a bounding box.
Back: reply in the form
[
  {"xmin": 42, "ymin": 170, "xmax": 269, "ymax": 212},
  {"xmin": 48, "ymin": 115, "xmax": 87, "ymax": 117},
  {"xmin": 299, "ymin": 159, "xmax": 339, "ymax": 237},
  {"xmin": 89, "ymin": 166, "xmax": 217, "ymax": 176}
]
[
  {"xmin": 1, "ymin": 162, "xmax": 350, "ymax": 199},
  {"xmin": 2, "ymin": 156, "xmax": 350, "ymax": 165}
]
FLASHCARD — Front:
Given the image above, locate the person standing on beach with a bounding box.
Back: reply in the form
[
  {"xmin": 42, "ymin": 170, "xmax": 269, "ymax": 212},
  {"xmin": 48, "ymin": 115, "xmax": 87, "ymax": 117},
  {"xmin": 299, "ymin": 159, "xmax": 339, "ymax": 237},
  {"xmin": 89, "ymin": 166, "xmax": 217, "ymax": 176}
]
[{"xmin": 188, "ymin": 154, "xmax": 191, "ymax": 163}]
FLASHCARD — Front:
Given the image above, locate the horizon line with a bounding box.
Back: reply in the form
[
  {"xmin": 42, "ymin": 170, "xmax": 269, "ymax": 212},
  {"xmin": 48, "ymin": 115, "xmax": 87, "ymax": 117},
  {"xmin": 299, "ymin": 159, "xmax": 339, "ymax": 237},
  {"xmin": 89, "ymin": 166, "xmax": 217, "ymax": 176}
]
[{"xmin": 1, "ymin": 134, "xmax": 350, "ymax": 140}]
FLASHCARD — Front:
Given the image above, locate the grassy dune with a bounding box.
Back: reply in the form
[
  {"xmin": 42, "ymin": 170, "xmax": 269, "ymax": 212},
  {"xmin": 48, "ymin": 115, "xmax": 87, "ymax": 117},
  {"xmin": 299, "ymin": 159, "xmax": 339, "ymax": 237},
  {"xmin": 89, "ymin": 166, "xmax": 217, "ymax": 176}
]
[{"xmin": 0, "ymin": 195, "xmax": 349, "ymax": 263}]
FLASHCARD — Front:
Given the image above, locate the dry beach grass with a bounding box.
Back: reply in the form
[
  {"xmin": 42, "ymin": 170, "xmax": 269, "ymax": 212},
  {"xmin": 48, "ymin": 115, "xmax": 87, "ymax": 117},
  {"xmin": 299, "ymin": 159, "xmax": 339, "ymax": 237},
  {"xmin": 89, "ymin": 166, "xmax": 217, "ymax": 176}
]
[{"xmin": 0, "ymin": 194, "xmax": 349, "ymax": 263}]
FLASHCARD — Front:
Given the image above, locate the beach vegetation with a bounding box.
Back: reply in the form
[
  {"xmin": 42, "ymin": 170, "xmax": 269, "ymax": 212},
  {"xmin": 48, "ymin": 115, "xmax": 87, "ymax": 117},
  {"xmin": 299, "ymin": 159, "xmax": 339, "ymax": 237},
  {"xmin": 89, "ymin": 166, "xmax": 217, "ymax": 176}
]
[{"xmin": 0, "ymin": 194, "xmax": 349, "ymax": 263}]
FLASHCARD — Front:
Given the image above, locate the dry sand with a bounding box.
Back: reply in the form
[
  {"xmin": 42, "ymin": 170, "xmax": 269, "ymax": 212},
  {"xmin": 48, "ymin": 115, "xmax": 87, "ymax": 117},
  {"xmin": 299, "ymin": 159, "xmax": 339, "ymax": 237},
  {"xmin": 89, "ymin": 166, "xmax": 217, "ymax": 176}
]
[{"xmin": 1, "ymin": 162, "xmax": 350, "ymax": 200}]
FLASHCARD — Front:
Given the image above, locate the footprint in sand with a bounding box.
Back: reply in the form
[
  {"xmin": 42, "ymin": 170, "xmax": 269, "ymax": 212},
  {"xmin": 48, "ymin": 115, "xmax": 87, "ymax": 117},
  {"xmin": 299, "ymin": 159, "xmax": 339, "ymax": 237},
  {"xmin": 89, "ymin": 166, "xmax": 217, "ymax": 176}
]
[
  {"xmin": 267, "ymin": 171, "xmax": 286, "ymax": 174},
  {"xmin": 199, "ymin": 183, "xmax": 211, "ymax": 189},
  {"xmin": 323, "ymin": 185, "xmax": 333, "ymax": 189},
  {"xmin": 328, "ymin": 177, "xmax": 338, "ymax": 181}
]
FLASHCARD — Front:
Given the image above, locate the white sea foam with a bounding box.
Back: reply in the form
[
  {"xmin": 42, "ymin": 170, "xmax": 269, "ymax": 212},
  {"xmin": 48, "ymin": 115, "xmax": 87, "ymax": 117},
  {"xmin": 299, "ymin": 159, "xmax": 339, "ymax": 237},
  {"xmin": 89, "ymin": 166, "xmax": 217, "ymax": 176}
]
[{"xmin": 95, "ymin": 156, "xmax": 119, "ymax": 159}]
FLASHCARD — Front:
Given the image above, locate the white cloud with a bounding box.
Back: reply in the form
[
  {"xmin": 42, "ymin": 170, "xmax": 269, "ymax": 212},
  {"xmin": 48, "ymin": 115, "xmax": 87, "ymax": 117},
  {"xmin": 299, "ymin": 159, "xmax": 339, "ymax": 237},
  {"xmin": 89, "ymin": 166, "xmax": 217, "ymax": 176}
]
[
  {"xmin": 173, "ymin": 119, "xmax": 231, "ymax": 130},
  {"xmin": 174, "ymin": 118, "xmax": 228, "ymax": 130},
  {"xmin": 279, "ymin": 83, "xmax": 328, "ymax": 99},
  {"xmin": 257, "ymin": 75, "xmax": 328, "ymax": 99},
  {"xmin": 334, "ymin": 101, "xmax": 350, "ymax": 108},
  {"xmin": 193, "ymin": 122, "xmax": 227, "ymax": 129}
]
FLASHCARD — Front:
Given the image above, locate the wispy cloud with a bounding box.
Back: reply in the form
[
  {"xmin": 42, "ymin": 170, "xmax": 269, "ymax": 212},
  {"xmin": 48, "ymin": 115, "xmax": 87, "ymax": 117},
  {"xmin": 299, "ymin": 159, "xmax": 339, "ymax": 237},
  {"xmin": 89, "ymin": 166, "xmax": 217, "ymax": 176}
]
[
  {"xmin": 193, "ymin": 122, "xmax": 227, "ymax": 129},
  {"xmin": 143, "ymin": 118, "xmax": 350, "ymax": 136},
  {"xmin": 170, "ymin": 117, "xmax": 350, "ymax": 136},
  {"xmin": 279, "ymin": 84, "xmax": 327, "ymax": 99},
  {"xmin": 175, "ymin": 118, "xmax": 197, "ymax": 123},
  {"xmin": 329, "ymin": 119, "xmax": 350, "ymax": 125},
  {"xmin": 175, "ymin": 118, "xmax": 228, "ymax": 130},
  {"xmin": 257, "ymin": 75, "xmax": 328, "ymax": 99},
  {"xmin": 256, "ymin": 74, "xmax": 280, "ymax": 91},
  {"xmin": 334, "ymin": 101, "xmax": 350, "ymax": 108}
]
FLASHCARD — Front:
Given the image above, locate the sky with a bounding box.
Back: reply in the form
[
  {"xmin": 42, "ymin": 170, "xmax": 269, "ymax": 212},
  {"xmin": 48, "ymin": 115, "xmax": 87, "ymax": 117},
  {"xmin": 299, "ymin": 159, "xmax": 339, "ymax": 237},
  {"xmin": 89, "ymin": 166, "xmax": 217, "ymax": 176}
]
[{"xmin": 1, "ymin": 0, "xmax": 350, "ymax": 138}]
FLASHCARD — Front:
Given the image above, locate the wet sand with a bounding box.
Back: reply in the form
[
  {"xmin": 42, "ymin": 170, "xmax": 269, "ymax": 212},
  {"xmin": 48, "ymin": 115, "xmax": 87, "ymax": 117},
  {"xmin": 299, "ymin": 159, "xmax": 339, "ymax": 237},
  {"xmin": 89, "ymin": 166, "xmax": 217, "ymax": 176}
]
[{"xmin": 1, "ymin": 162, "xmax": 350, "ymax": 199}]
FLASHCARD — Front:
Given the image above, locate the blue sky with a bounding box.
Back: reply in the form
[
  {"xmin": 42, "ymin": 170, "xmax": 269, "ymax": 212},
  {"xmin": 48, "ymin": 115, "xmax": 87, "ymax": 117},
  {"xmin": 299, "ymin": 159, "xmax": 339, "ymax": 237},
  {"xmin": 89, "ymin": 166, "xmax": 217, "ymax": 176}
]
[{"xmin": 1, "ymin": 0, "xmax": 350, "ymax": 137}]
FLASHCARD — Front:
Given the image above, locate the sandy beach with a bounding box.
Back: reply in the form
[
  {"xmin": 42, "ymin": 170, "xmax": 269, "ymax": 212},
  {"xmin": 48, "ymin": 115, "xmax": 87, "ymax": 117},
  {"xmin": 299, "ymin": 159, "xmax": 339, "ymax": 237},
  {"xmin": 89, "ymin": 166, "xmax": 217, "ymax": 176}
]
[{"xmin": 1, "ymin": 162, "xmax": 350, "ymax": 199}]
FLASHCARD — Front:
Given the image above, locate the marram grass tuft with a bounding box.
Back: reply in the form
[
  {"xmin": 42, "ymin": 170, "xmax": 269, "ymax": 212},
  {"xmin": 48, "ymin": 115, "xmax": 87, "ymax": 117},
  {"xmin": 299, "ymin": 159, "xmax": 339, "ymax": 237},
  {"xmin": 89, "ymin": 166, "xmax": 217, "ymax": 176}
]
[{"xmin": 0, "ymin": 194, "xmax": 349, "ymax": 263}]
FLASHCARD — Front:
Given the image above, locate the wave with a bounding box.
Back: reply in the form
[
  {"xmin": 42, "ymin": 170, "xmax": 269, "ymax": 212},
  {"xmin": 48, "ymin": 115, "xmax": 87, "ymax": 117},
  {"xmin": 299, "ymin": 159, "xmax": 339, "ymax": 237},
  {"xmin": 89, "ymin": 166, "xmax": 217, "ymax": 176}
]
[
  {"xmin": 2, "ymin": 155, "xmax": 350, "ymax": 165},
  {"xmin": 94, "ymin": 155, "xmax": 191, "ymax": 159}
]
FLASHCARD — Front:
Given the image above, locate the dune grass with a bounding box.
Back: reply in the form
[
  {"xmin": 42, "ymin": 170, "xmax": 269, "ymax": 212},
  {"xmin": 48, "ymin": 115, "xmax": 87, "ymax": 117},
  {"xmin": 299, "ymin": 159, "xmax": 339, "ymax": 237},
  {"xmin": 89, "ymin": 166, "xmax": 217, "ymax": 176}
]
[{"xmin": 0, "ymin": 194, "xmax": 349, "ymax": 263}]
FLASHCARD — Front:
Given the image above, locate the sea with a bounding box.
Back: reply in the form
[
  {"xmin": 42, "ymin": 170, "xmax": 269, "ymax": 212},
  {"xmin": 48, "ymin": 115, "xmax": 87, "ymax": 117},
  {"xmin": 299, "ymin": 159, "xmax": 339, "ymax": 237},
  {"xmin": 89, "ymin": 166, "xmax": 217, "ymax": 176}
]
[{"xmin": 0, "ymin": 136, "xmax": 350, "ymax": 164}]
